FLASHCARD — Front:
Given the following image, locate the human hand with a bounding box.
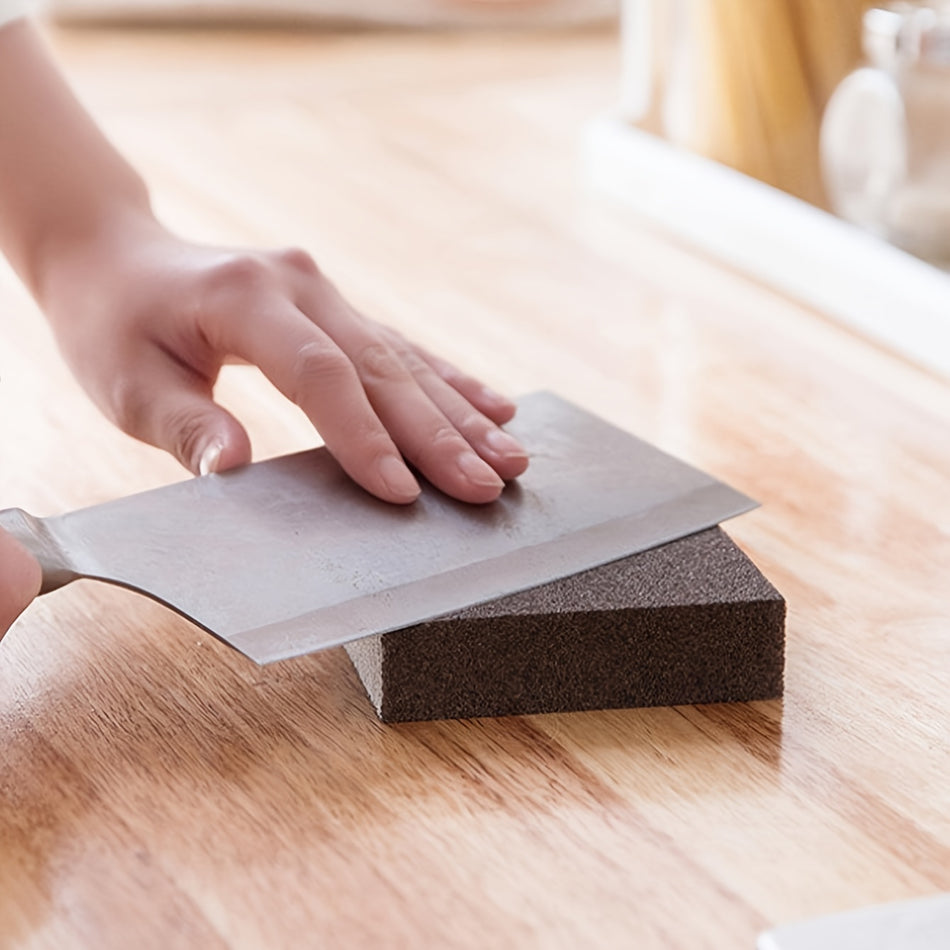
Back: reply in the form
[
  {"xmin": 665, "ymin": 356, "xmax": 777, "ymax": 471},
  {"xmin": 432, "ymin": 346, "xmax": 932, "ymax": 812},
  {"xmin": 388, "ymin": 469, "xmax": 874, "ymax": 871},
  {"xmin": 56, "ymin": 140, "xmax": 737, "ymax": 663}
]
[
  {"xmin": 0, "ymin": 19, "xmax": 526, "ymax": 505},
  {"xmin": 0, "ymin": 527, "xmax": 41, "ymax": 638},
  {"xmin": 38, "ymin": 216, "xmax": 529, "ymax": 504}
]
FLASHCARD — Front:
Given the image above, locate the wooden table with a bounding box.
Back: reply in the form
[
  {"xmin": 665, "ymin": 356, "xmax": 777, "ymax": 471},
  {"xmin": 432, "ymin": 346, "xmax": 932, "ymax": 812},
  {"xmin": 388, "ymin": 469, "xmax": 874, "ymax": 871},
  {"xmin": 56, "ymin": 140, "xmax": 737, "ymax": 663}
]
[{"xmin": 2, "ymin": 20, "xmax": 948, "ymax": 950}]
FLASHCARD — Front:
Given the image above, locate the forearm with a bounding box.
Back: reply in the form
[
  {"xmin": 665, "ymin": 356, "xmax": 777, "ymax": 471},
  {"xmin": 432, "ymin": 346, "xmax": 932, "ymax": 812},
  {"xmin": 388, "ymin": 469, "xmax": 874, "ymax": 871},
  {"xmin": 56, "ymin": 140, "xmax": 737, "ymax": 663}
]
[{"xmin": 0, "ymin": 18, "xmax": 153, "ymax": 303}]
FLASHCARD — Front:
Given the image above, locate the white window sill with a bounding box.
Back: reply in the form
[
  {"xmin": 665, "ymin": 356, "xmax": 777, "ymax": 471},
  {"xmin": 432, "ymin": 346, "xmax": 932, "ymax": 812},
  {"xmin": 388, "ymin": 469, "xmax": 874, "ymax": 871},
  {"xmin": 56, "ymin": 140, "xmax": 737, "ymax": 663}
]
[{"xmin": 582, "ymin": 112, "xmax": 950, "ymax": 380}]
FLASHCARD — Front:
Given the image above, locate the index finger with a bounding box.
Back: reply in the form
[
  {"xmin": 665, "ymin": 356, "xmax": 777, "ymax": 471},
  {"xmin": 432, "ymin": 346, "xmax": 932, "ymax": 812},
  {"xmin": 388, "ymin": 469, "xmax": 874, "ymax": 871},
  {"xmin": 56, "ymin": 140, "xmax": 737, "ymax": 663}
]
[{"xmin": 211, "ymin": 300, "xmax": 422, "ymax": 504}]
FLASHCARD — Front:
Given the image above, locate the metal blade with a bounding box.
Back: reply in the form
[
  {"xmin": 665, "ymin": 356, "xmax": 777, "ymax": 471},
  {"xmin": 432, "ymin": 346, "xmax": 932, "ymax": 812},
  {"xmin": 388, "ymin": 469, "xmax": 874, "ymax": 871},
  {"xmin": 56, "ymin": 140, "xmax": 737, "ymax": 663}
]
[
  {"xmin": 32, "ymin": 391, "xmax": 757, "ymax": 663},
  {"xmin": 757, "ymin": 894, "xmax": 950, "ymax": 950}
]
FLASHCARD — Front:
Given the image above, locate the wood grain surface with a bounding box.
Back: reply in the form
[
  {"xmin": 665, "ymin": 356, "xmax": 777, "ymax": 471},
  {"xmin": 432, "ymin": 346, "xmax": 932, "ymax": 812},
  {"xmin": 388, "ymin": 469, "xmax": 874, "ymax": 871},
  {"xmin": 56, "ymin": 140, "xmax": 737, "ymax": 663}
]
[{"xmin": 1, "ymin": 20, "xmax": 949, "ymax": 950}]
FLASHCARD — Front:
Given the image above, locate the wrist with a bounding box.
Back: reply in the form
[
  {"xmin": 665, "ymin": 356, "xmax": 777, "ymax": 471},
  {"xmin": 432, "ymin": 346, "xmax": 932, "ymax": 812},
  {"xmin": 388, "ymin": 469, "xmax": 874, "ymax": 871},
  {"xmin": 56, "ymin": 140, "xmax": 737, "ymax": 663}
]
[{"xmin": 29, "ymin": 189, "xmax": 160, "ymax": 317}]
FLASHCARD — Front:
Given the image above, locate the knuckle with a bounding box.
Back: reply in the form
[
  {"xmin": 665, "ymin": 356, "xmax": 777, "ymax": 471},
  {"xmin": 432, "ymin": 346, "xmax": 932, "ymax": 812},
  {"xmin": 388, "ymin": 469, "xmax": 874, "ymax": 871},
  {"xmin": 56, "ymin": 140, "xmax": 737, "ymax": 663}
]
[
  {"xmin": 377, "ymin": 324, "xmax": 409, "ymax": 350},
  {"xmin": 435, "ymin": 363, "xmax": 464, "ymax": 387},
  {"xmin": 203, "ymin": 253, "xmax": 271, "ymax": 301},
  {"xmin": 424, "ymin": 352, "xmax": 463, "ymax": 386},
  {"xmin": 455, "ymin": 409, "xmax": 488, "ymax": 439},
  {"xmin": 415, "ymin": 424, "xmax": 465, "ymax": 466},
  {"xmin": 354, "ymin": 341, "xmax": 405, "ymax": 387},
  {"xmin": 290, "ymin": 340, "xmax": 353, "ymax": 404},
  {"xmin": 396, "ymin": 346, "xmax": 429, "ymax": 377},
  {"xmin": 274, "ymin": 246, "xmax": 320, "ymax": 277},
  {"xmin": 431, "ymin": 423, "xmax": 464, "ymax": 449}
]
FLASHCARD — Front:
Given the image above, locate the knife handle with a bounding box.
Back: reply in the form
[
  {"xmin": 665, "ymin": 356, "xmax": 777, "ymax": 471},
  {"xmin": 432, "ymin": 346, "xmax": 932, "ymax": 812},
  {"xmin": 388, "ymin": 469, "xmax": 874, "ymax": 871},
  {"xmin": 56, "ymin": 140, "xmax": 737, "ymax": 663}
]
[{"xmin": 0, "ymin": 508, "xmax": 78, "ymax": 594}]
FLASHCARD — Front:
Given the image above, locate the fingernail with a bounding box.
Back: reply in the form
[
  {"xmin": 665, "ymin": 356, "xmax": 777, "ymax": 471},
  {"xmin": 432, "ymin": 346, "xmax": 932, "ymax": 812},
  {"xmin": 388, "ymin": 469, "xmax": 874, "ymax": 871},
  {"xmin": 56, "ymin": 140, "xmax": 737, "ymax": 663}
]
[
  {"xmin": 486, "ymin": 428, "xmax": 528, "ymax": 461},
  {"xmin": 380, "ymin": 455, "xmax": 420, "ymax": 502},
  {"xmin": 199, "ymin": 438, "xmax": 224, "ymax": 476},
  {"xmin": 457, "ymin": 451, "xmax": 505, "ymax": 490}
]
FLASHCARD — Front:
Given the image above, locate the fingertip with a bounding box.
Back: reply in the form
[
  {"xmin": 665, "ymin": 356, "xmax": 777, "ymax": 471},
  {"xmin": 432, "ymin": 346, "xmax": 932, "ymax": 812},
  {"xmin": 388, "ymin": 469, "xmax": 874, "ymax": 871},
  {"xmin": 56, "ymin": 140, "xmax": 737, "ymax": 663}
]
[
  {"xmin": 197, "ymin": 422, "xmax": 252, "ymax": 475},
  {"xmin": 497, "ymin": 453, "xmax": 530, "ymax": 481},
  {"xmin": 476, "ymin": 387, "xmax": 517, "ymax": 425},
  {"xmin": 455, "ymin": 479, "xmax": 505, "ymax": 505},
  {"xmin": 452, "ymin": 451, "xmax": 506, "ymax": 504},
  {"xmin": 490, "ymin": 404, "xmax": 517, "ymax": 426},
  {"xmin": 482, "ymin": 427, "xmax": 529, "ymax": 480},
  {"xmin": 198, "ymin": 439, "xmax": 223, "ymax": 476},
  {"xmin": 148, "ymin": 385, "xmax": 253, "ymax": 477},
  {"xmin": 378, "ymin": 455, "xmax": 421, "ymax": 504}
]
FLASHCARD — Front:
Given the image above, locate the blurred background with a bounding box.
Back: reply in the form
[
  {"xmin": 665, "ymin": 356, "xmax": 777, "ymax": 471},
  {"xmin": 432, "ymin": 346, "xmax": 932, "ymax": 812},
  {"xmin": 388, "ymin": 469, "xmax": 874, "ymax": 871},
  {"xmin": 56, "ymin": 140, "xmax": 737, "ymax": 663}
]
[
  {"xmin": 44, "ymin": 0, "xmax": 950, "ymax": 266},
  {"xmin": 620, "ymin": 0, "xmax": 950, "ymax": 266},
  {"xmin": 47, "ymin": 0, "xmax": 618, "ymax": 28}
]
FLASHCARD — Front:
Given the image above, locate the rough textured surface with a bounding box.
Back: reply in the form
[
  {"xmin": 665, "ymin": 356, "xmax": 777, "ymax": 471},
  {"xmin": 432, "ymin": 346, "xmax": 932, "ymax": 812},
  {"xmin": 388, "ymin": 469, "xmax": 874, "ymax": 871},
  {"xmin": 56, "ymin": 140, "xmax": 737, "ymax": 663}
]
[{"xmin": 344, "ymin": 527, "xmax": 786, "ymax": 723}]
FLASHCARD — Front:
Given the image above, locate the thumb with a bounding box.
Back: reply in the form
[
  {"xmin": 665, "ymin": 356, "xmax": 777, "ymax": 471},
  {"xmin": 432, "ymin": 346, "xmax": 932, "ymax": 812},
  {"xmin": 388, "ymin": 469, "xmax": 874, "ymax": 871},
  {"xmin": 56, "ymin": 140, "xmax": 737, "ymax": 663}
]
[
  {"xmin": 0, "ymin": 528, "xmax": 42, "ymax": 638},
  {"xmin": 141, "ymin": 383, "xmax": 252, "ymax": 475}
]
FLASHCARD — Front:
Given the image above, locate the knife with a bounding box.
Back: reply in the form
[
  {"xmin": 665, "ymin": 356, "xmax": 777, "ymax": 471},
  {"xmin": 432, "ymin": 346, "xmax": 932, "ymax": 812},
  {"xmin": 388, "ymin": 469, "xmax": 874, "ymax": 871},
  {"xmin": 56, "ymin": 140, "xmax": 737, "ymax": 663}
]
[
  {"xmin": 1, "ymin": 391, "xmax": 756, "ymax": 664},
  {"xmin": 758, "ymin": 893, "xmax": 950, "ymax": 950}
]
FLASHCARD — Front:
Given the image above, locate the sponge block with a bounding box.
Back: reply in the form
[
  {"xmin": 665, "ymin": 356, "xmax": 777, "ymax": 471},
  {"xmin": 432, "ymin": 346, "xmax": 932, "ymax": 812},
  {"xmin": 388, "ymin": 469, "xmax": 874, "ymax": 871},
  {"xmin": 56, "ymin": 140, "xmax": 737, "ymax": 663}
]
[{"xmin": 343, "ymin": 527, "xmax": 785, "ymax": 723}]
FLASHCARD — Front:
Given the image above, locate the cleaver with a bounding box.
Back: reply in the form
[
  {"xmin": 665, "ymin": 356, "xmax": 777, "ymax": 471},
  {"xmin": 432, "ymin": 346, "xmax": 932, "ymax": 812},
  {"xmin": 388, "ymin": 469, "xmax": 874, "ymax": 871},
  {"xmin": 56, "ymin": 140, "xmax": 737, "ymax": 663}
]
[
  {"xmin": 757, "ymin": 893, "xmax": 950, "ymax": 950},
  {"xmin": 0, "ymin": 391, "xmax": 756, "ymax": 664}
]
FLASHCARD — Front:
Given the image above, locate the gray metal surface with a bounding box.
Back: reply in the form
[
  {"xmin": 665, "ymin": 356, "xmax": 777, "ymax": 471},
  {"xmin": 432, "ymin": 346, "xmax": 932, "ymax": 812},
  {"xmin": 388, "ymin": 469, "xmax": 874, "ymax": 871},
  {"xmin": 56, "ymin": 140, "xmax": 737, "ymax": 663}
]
[
  {"xmin": 757, "ymin": 894, "xmax": 950, "ymax": 950},
  {"xmin": 0, "ymin": 391, "xmax": 757, "ymax": 663}
]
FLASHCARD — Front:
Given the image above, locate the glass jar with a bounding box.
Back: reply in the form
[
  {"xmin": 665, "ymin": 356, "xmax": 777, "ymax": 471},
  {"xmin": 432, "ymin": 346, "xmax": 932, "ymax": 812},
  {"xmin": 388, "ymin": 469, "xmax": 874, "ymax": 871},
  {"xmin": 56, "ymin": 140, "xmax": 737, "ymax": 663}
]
[
  {"xmin": 620, "ymin": 0, "xmax": 869, "ymax": 207},
  {"xmin": 821, "ymin": 2, "xmax": 950, "ymax": 263}
]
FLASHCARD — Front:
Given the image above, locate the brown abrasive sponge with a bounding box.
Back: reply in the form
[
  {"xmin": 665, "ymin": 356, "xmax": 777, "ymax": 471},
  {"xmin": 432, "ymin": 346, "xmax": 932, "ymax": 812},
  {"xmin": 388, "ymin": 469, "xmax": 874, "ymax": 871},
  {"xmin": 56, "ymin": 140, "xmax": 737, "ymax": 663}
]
[{"xmin": 343, "ymin": 526, "xmax": 786, "ymax": 723}]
